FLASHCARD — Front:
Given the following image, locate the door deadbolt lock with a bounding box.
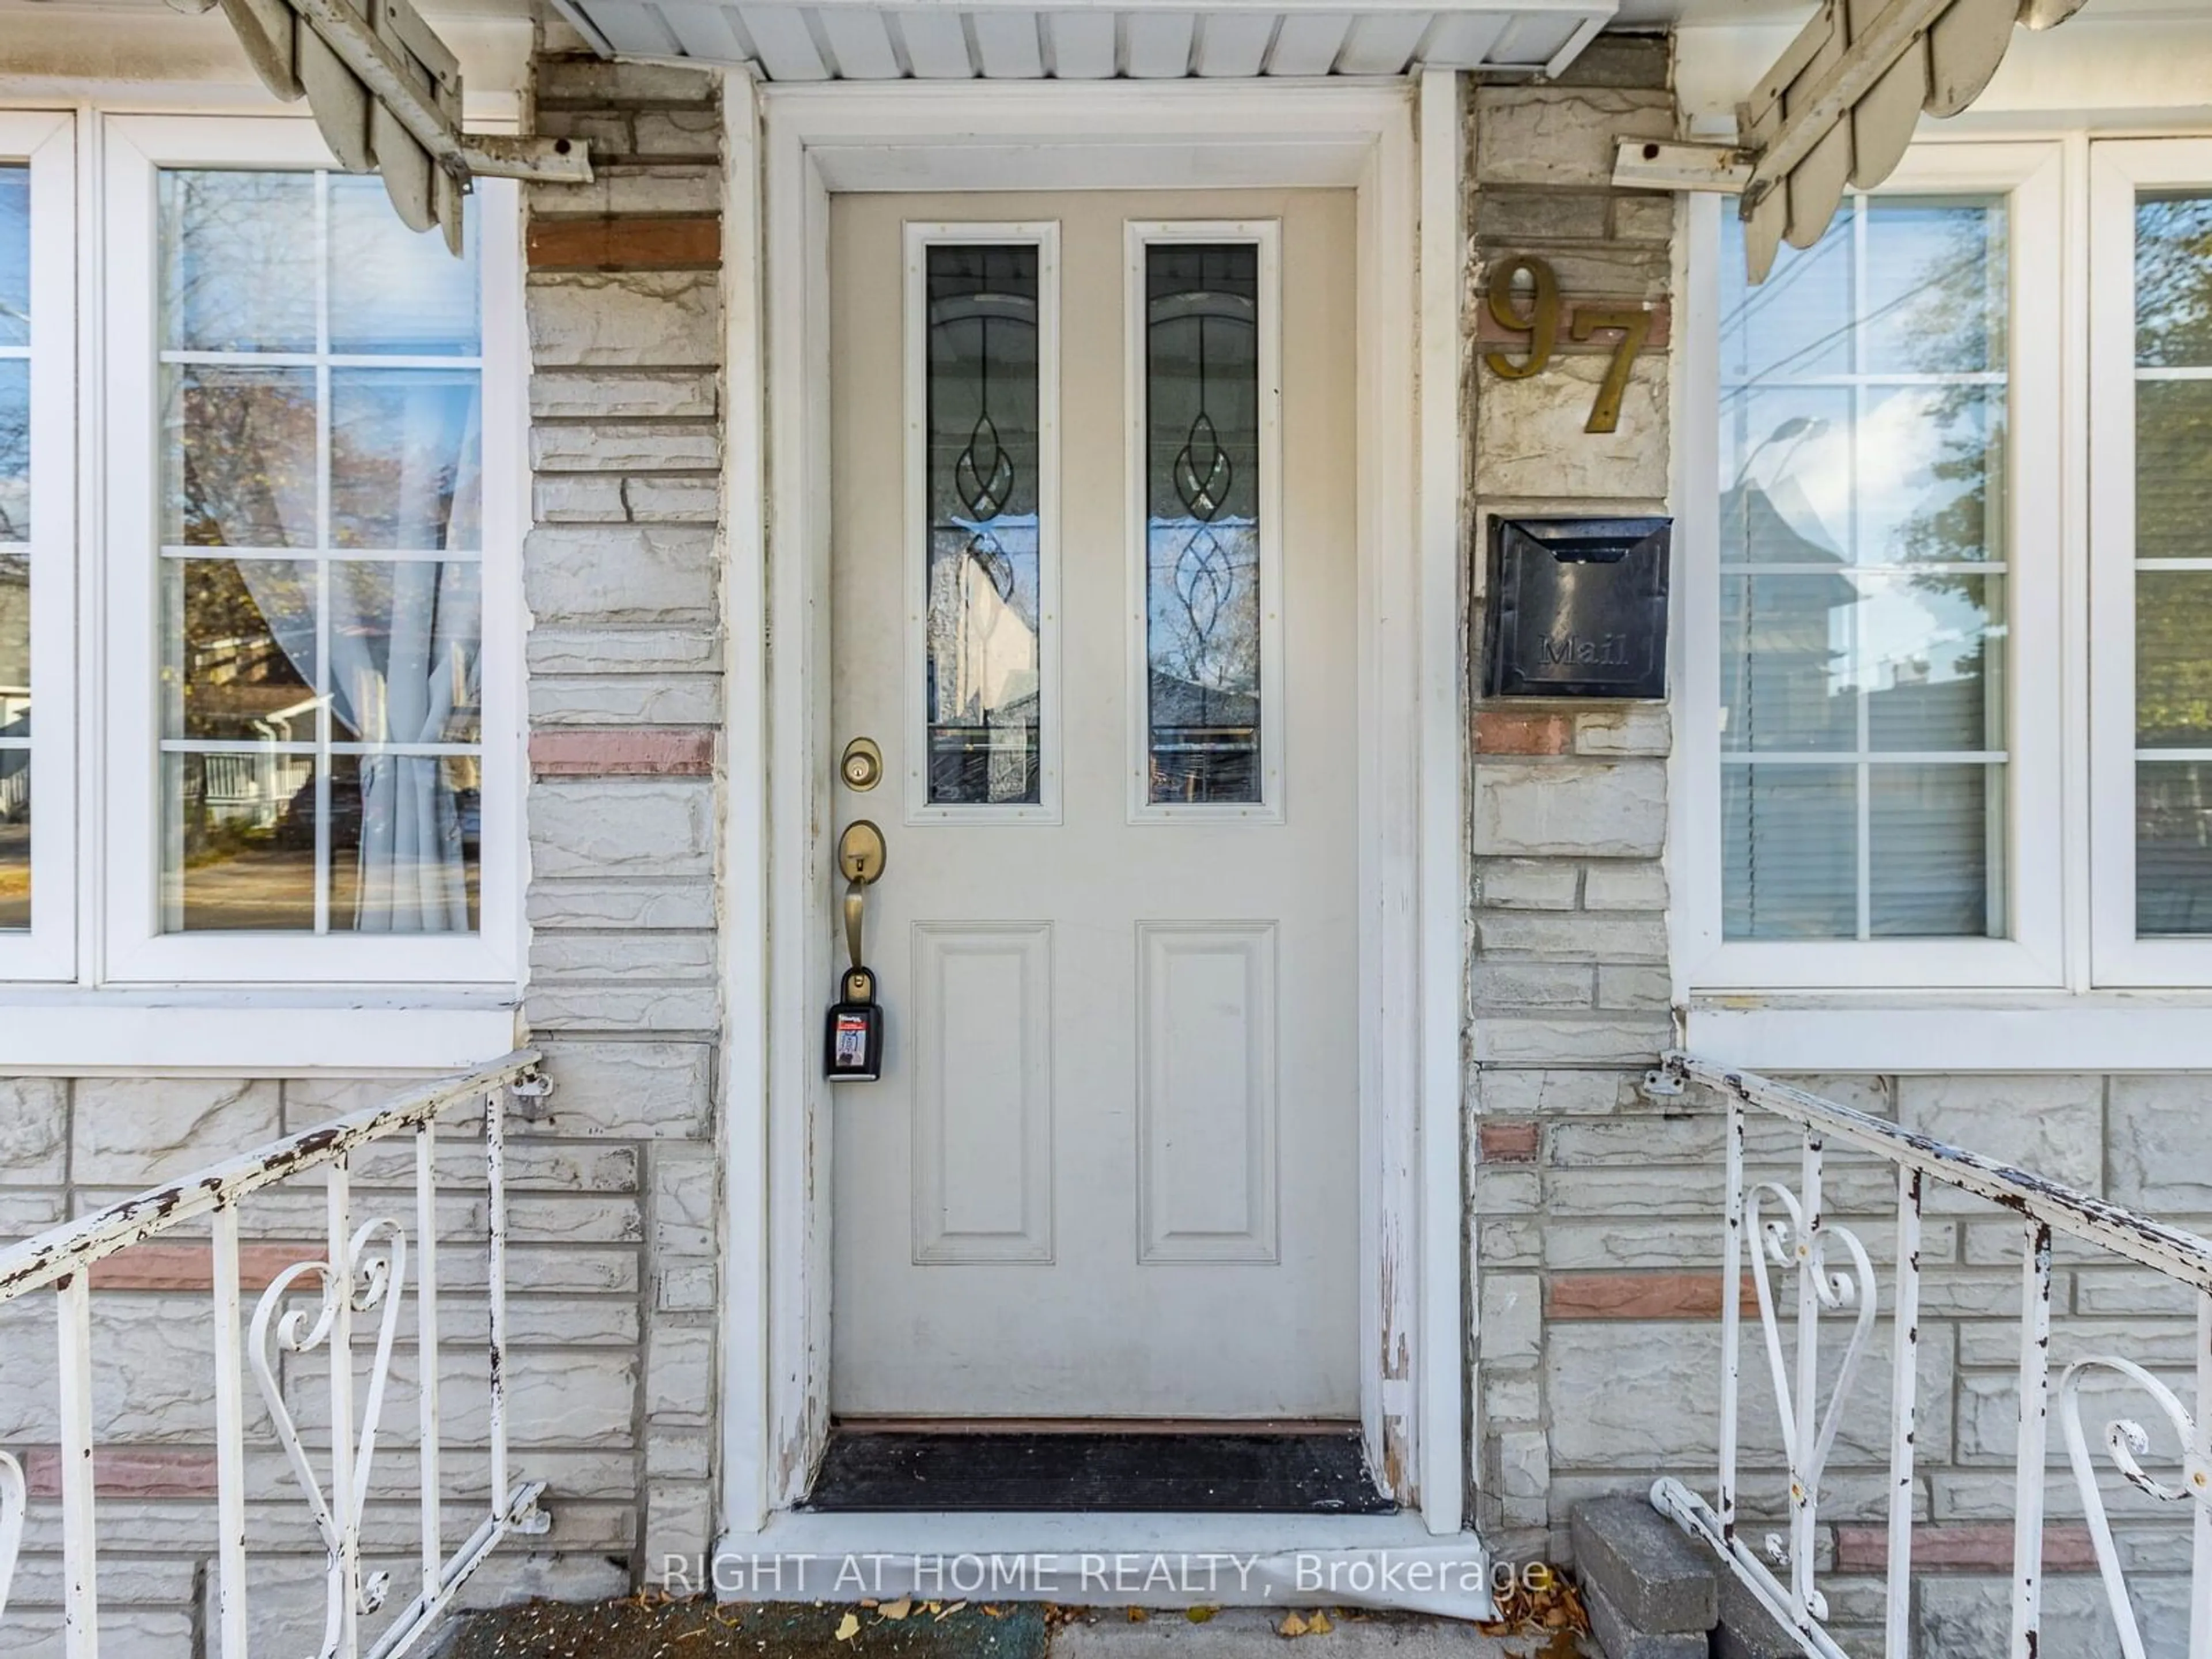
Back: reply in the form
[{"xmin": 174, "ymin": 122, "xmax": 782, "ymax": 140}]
[{"xmin": 839, "ymin": 736, "xmax": 884, "ymax": 793}]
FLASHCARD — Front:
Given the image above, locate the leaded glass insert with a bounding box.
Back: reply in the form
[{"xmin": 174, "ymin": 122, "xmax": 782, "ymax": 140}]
[
  {"xmin": 1719, "ymin": 195, "xmax": 2011, "ymax": 941},
  {"xmin": 923, "ymin": 244, "xmax": 1043, "ymax": 807},
  {"xmin": 1144, "ymin": 243, "xmax": 1261, "ymax": 806}
]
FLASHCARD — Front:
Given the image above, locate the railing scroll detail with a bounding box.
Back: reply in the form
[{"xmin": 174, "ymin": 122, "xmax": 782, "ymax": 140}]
[
  {"xmin": 1647, "ymin": 1050, "xmax": 2212, "ymax": 1659},
  {"xmin": 0, "ymin": 1051, "xmax": 548, "ymax": 1659}
]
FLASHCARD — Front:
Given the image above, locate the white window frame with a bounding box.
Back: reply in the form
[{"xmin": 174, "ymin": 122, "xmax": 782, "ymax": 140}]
[
  {"xmin": 1681, "ymin": 141, "xmax": 2067, "ymax": 992},
  {"xmin": 2088, "ymin": 137, "xmax": 2212, "ymax": 988},
  {"xmin": 900, "ymin": 219, "xmax": 1063, "ymax": 826},
  {"xmin": 97, "ymin": 113, "xmax": 522, "ymax": 987},
  {"xmin": 0, "ymin": 110, "xmax": 77, "ymax": 982},
  {"xmin": 1123, "ymin": 218, "xmax": 1285, "ymax": 825}
]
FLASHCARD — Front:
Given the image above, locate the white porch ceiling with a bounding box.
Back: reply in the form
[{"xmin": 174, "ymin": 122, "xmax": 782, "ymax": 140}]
[{"xmin": 558, "ymin": 0, "xmax": 1616, "ymax": 80}]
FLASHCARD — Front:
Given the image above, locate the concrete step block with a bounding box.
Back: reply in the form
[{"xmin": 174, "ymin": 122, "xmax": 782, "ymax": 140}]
[
  {"xmin": 1712, "ymin": 1571, "xmax": 1800, "ymax": 1659},
  {"xmin": 1584, "ymin": 1578, "xmax": 1708, "ymax": 1659},
  {"xmin": 1569, "ymin": 1497, "xmax": 1718, "ymax": 1635}
]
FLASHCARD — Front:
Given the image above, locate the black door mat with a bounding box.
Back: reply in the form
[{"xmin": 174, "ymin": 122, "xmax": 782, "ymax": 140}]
[{"xmin": 802, "ymin": 1429, "xmax": 1397, "ymax": 1513}]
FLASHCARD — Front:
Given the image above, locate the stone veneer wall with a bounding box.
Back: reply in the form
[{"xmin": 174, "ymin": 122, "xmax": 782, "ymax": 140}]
[
  {"xmin": 0, "ymin": 54, "xmax": 731, "ymax": 1653},
  {"xmin": 1459, "ymin": 41, "xmax": 1680, "ymax": 1562},
  {"xmin": 524, "ymin": 51, "xmax": 729, "ymax": 1579},
  {"xmin": 2, "ymin": 37, "xmax": 2206, "ymax": 1659},
  {"xmin": 1463, "ymin": 40, "xmax": 2209, "ymax": 1654}
]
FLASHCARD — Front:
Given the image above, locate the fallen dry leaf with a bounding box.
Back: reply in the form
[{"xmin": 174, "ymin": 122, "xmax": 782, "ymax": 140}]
[
  {"xmin": 1185, "ymin": 1608, "xmax": 1217, "ymax": 1624},
  {"xmin": 835, "ymin": 1613, "xmax": 861, "ymax": 1643},
  {"xmin": 1480, "ymin": 1570, "xmax": 1589, "ymax": 1645},
  {"xmin": 1126, "ymin": 1609, "xmax": 1149, "ymax": 1623},
  {"xmin": 879, "ymin": 1599, "xmax": 913, "ymax": 1622},
  {"xmin": 1280, "ymin": 1613, "xmax": 1309, "ymax": 1638},
  {"xmin": 934, "ymin": 1603, "xmax": 967, "ymax": 1622},
  {"xmin": 1308, "ymin": 1611, "xmax": 1333, "ymax": 1635}
]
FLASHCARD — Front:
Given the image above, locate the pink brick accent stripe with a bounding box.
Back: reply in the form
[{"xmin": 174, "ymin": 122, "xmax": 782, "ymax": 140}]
[
  {"xmin": 1478, "ymin": 1121, "xmax": 1541, "ymax": 1163},
  {"xmin": 1475, "ymin": 710, "xmax": 1572, "ymax": 755},
  {"xmin": 531, "ymin": 728, "xmax": 716, "ymax": 777},
  {"xmin": 528, "ymin": 214, "xmax": 721, "ymax": 271},
  {"xmin": 88, "ymin": 1241, "xmax": 308, "ymax": 1293},
  {"xmin": 25, "ymin": 1446, "xmax": 222, "ymax": 1498},
  {"xmin": 1835, "ymin": 1523, "xmax": 2100, "ymax": 1574},
  {"xmin": 1474, "ymin": 299, "xmax": 1673, "ymax": 350},
  {"xmin": 1548, "ymin": 1271, "xmax": 1759, "ymax": 1321}
]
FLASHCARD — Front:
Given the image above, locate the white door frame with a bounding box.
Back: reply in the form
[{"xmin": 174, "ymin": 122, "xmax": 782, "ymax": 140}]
[{"xmin": 715, "ymin": 69, "xmax": 1470, "ymax": 1543}]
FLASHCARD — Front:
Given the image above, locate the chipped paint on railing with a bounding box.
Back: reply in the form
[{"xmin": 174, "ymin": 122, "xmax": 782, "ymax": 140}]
[
  {"xmin": 0, "ymin": 1051, "xmax": 551, "ymax": 1656},
  {"xmin": 1648, "ymin": 1052, "xmax": 2212, "ymax": 1659},
  {"xmin": 0, "ymin": 1052, "xmax": 543, "ymax": 1305},
  {"xmin": 1651, "ymin": 1052, "xmax": 2212, "ymax": 1294}
]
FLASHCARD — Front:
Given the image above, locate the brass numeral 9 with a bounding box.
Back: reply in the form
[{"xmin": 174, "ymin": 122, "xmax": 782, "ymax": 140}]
[{"xmin": 1482, "ymin": 254, "xmax": 1560, "ymax": 381}]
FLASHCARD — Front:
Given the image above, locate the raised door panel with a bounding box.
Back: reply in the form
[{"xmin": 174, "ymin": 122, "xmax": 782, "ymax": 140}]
[
  {"xmin": 911, "ymin": 922, "xmax": 1055, "ymax": 1264},
  {"xmin": 1136, "ymin": 921, "xmax": 1279, "ymax": 1263}
]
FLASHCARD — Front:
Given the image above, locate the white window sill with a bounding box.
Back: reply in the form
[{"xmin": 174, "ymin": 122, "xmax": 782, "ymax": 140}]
[
  {"xmin": 1684, "ymin": 992, "xmax": 2212, "ymax": 1073},
  {"xmin": 0, "ymin": 991, "xmax": 524, "ymax": 1076}
]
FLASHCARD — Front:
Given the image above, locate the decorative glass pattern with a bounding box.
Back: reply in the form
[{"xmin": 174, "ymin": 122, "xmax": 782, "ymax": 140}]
[
  {"xmin": 1144, "ymin": 243, "xmax": 1261, "ymax": 806},
  {"xmin": 0, "ymin": 163, "xmax": 26, "ymax": 929},
  {"xmin": 923, "ymin": 244, "xmax": 1043, "ymax": 806},
  {"xmin": 2134, "ymin": 190, "xmax": 2212, "ymax": 935},
  {"xmin": 1719, "ymin": 196, "xmax": 2011, "ymax": 940},
  {"xmin": 157, "ymin": 169, "xmax": 482, "ymax": 933}
]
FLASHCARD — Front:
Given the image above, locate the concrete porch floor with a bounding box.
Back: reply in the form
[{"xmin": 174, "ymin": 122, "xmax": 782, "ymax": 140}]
[{"xmin": 442, "ymin": 1600, "xmax": 1593, "ymax": 1659}]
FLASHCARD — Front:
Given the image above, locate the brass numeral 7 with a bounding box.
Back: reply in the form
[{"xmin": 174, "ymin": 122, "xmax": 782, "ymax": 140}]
[{"xmin": 1570, "ymin": 307, "xmax": 1653, "ymax": 434}]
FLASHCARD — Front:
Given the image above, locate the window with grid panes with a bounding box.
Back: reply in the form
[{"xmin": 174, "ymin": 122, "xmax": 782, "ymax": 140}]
[
  {"xmin": 2130, "ymin": 189, "xmax": 2212, "ymax": 938},
  {"xmin": 0, "ymin": 161, "xmax": 28, "ymax": 931},
  {"xmin": 1718, "ymin": 194, "xmax": 2011, "ymax": 942},
  {"xmin": 157, "ymin": 168, "xmax": 485, "ymax": 936}
]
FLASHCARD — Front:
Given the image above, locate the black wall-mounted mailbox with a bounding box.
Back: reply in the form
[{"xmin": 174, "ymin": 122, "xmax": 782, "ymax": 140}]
[{"xmin": 1482, "ymin": 516, "xmax": 1672, "ymax": 701}]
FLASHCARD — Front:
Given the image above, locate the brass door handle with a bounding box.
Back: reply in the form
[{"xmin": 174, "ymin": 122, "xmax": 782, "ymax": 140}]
[
  {"xmin": 837, "ymin": 819, "xmax": 887, "ymax": 886},
  {"xmin": 836, "ymin": 820, "xmax": 887, "ymax": 991}
]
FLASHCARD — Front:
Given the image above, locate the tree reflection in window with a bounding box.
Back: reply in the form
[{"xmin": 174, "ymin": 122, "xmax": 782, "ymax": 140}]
[
  {"xmin": 0, "ymin": 163, "xmax": 30, "ymax": 927},
  {"xmin": 156, "ymin": 169, "xmax": 482, "ymax": 934},
  {"xmin": 923, "ymin": 244, "xmax": 1042, "ymax": 806},
  {"xmin": 1145, "ymin": 243, "xmax": 1260, "ymax": 806},
  {"xmin": 2133, "ymin": 191, "xmax": 2212, "ymax": 936},
  {"xmin": 1719, "ymin": 196, "xmax": 2010, "ymax": 941}
]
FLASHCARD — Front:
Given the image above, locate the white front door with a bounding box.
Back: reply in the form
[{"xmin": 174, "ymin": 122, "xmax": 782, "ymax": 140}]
[{"xmin": 828, "ymin": 187, "xmax": 1358, "ymax": 1420}]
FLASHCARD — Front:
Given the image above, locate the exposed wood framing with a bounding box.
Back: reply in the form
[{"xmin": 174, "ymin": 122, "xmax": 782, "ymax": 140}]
[
  {"xmin": 210, "ymin": 0, "xmax": 590, "ymax": 252},
  {"xmin": 1612, "ymin": 0, "xmax": 2089, "ymax": 280}
]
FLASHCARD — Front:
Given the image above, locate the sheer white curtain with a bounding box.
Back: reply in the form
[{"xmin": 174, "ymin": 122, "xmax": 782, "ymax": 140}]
[
  {"xmin": 234, "ymin": 377, "xmax": 481, "ymax": 932},
  {"xmin": 330, "ymin": 559, "xmax": 479, "ymax": 932}
]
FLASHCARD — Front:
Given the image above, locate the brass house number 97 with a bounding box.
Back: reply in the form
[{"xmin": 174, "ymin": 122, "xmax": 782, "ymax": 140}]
[{"xmin": 1482, "ymin": 253, "xmax": 1654, "ymax": 435}]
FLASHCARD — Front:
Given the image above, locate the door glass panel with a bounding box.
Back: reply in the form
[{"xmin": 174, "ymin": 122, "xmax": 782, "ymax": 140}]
[
  {"xmin": 2133, "ymin": 190, "xmax": 2212, "ymax": 935},
  {"xmin": 1144, "ymin": 243, "xmax": 1262, "ymax": 806},
  {"xmin": 0, "ymin": 163, "xmax": 26, "ymax": 928},
  {"xmin": 923, "ymin": 243, "xmax": 1043, "ymax": 806},
  {"xmin": 1719, "ymin": 195, "xmax": 2010, "ymax": 940}
]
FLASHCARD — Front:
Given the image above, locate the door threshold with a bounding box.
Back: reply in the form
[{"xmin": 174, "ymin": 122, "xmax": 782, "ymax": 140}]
[
  {"xmin": 714, "ymin": 1510, "xmax": 1495, "ymax": 1619},
  {"xmin": 837, "ymin": 1418, "xmax": 1353, "ymax": 1437},
  {"xmin": 802, "ymin": 1427, "xmax": 1394, "ymax": 1514}
]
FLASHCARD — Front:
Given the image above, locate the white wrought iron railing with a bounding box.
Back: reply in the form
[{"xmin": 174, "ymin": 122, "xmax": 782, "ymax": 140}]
[
  {"xmin": 0, "ymin": 1050, "xmax": 552, "ymax": 1658},
  {"xmin": 1643, "ymin": 1051, "xmax": 2212, "ymax": 1659}
]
